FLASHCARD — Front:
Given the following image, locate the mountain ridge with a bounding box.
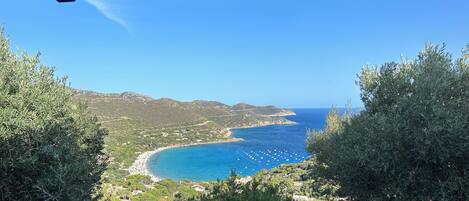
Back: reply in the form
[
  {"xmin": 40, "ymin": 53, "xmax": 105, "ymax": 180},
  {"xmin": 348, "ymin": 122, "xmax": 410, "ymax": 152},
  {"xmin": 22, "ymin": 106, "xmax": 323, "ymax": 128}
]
[
  {"xmin": 73, "ymin": 89, "xmax": 296, "ymax": 122},
  {"xmin": 73, "ymin": 89, "xmax": 295, "ymax": 116}
]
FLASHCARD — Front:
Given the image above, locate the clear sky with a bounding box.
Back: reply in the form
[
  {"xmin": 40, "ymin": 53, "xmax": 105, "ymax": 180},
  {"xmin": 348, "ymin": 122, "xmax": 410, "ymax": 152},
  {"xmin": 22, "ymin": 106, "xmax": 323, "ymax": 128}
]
[{"xmin": 1, "ymin": 0, "xmax": 468, "ymax": 108}]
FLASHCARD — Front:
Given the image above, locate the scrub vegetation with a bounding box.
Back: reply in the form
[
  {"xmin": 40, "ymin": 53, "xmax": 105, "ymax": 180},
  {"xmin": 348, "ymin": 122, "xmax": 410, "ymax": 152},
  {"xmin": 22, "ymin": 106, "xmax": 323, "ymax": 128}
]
[
  {"xmin": 305, "ymin": 44, "xmax": 469, "ymax": 200},
  {"xmin": 0, "ymin": 30, "xmax": 107, "ymax": 201}
]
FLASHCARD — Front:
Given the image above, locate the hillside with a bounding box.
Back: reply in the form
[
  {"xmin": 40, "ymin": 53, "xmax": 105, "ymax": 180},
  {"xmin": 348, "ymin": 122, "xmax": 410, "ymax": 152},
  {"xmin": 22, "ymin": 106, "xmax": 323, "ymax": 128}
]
[
  {"xmin": 72, "ymin": 89, "xmax": 296, "ymax": 182},
  {"xmin": 74, "ymin": 90, "xmax": 295, "ymax": 127}
]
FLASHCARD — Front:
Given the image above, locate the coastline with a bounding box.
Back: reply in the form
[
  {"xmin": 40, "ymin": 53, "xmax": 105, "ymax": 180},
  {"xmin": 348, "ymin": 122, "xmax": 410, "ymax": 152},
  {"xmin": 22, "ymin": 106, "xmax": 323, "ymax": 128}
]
[
  {"xmin": 128, "ymin": 137, "xmax": 243, "ymax": 182},
  {"xmin": 268, "ymin": 110, "xmax": 297, "ymax": 117},
  {"xmin": 128, "ymin": 113, "xmax": 297, "ymax": 182}
]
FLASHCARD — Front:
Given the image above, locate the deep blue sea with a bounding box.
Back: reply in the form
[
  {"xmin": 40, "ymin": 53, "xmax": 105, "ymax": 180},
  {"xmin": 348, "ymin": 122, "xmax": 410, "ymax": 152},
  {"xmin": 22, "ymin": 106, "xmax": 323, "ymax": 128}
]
[{"xmin": 147, "ymin": 108, "xmax": 330, "ymax": 181}]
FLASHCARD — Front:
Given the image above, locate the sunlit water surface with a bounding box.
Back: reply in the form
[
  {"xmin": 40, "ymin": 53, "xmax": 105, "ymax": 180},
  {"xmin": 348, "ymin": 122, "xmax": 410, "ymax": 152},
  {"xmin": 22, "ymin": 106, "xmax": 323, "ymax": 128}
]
[{"xmin": 147, "ymin": 108, "xmax": 330, "ymax": 181}]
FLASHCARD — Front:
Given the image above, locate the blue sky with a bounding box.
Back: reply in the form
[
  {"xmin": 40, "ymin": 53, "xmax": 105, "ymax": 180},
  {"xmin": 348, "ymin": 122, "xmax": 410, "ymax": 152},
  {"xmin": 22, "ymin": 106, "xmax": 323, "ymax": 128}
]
[{"xmin": 1, "ymin": 0, "xmax": 468, "ymax": 108}]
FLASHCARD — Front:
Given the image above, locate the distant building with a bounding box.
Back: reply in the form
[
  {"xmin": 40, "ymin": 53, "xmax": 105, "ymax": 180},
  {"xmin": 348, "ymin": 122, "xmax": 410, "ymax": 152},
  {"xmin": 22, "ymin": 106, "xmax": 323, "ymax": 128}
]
[{"xmin": 192, "ymin": 184, "xmax": 206, "ymax": 193}]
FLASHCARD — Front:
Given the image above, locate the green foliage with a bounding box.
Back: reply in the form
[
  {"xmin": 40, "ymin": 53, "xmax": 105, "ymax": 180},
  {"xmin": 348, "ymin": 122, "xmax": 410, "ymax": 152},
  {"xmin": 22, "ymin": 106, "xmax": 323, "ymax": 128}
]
[
  {"xmin": 133, "ymin": 185, "xmax": 171, "ymax": 201},
  {"xmin": 0, "ymin": 29, "xmax": 107, "ymax": 200},
  {"xmin": 304, "ymin": 158, "xmax": 340, "ymax": 201},
  {"xmin": 174, "ymin": 185, "xmax": 198, "ymax": 201},
  {"xmin": 306, "ymin": 107, "xmax": 350, "ymax": 167},
  {"xmin": 190, "ymin": 170, "xmax": 289, "ymax": 201},
  {"xmin": 100, "ymin": 176, "xmax": 202, "ymax": 201},
  {"xmin": 253, "ymin": 158, "xmax": 339, "ymax": 201},
  {"xmin": 158, "ymin": 179, "xmax": 179, "ymax": 193},
  {"xmin": 121, "ymin": 174, "xmax": 153, "ymax": 191},
  {"xmin": 308, "ymin": 44, "xmax": 469, "ymax": 200}
]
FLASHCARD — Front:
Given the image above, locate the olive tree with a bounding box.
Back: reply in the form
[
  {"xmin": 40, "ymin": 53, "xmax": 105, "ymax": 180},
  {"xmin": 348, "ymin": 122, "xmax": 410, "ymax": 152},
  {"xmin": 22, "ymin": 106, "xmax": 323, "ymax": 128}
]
[
  {"xmin": 0, "ymin": 29, "xmax": 107, "ymax": 200},
  {"xmin": 308, "ymin": 44, "xmax": 469, "ymax": 200}
]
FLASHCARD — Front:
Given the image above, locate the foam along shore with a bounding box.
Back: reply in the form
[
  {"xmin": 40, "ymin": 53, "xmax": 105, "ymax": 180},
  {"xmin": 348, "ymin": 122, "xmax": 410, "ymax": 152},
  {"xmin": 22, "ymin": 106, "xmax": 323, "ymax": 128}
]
[{"xmin": 128, "ymin": 137, "xmax": 243, "ymax": 182}]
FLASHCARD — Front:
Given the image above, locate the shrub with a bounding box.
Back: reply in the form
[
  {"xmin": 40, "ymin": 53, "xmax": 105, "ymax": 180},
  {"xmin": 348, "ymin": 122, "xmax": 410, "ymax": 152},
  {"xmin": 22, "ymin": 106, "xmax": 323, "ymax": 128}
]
[
  {"xmin": 308, "ymin": 44, "xmax": 469, "ymax": 200},
  {"xmin": 0, "ymin": 29, "xmax": 107, "ymax": 200}
]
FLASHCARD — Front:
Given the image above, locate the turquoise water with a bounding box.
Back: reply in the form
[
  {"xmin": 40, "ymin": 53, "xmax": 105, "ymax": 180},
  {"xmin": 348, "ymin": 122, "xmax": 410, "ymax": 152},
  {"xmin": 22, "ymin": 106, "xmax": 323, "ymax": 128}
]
[{"xmin": 147, "ymin": 108, "xmax": 330, "ymax": 181}]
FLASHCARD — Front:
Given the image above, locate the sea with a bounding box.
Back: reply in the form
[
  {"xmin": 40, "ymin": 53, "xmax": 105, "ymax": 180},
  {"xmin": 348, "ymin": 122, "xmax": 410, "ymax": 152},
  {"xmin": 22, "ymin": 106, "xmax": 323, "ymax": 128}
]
[{"xmin": 147, "ymin": 108, "xmax": 331, "ymax": 181}]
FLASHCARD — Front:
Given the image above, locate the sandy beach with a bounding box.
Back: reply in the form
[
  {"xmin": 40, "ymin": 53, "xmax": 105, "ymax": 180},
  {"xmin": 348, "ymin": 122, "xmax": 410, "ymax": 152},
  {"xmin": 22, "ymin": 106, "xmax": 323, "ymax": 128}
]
[{"xmin": 128, "ymin": 137, "xmax": 243, "ymax": 182}]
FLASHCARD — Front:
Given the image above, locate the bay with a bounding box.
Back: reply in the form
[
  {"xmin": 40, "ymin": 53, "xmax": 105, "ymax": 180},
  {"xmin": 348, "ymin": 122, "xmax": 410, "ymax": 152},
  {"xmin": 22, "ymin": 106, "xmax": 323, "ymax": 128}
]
[{"xmin": 147, "ymin": 108, "xmax": 330, "ymax": 181}]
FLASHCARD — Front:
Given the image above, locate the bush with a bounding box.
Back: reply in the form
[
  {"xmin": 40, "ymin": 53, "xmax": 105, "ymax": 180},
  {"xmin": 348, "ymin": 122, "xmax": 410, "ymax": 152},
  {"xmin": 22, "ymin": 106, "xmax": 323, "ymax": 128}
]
[
  {"xmin": 0, "ymin": 29, "xmax": 107, "ymax": 200},
  {"xmin": 308, "ymin": 44, "xmax": 469, "ymax": 200},
  {"xmin": 191, "ymin": 170, "xmax": 288, "ymax": 201}
]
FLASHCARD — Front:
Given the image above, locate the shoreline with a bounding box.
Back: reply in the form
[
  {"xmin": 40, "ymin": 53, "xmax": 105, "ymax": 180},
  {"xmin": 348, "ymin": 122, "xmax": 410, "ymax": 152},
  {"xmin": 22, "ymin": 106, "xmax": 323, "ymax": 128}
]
[
  {"xmin": 267, "ymin": 110, "xmax": 297, "ymax": 117},
  {"xmin": 128, "ymin": 115, "xmax": 297, "ymax": 182},
  {"xmin": 128, "ymin": 137, "xmax": 244, "ymax": 182}
]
